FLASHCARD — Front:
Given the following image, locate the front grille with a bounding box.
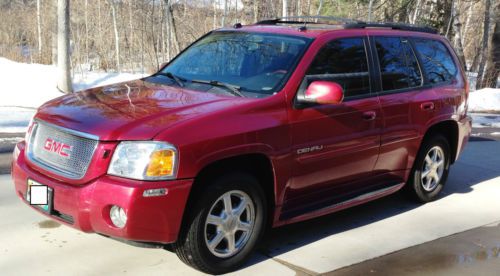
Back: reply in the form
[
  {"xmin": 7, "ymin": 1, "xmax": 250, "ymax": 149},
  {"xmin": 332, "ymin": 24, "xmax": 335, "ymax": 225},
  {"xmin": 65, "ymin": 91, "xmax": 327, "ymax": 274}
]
[{"xmin": 27, "ymin": 121, "xmax": 99, "ymax": 179}]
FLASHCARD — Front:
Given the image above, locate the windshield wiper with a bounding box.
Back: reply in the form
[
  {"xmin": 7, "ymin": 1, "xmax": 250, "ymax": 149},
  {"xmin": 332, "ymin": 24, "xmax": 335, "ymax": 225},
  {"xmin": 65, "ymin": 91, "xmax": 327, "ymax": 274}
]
[
  {"xmin": 191, "ymin": 79, "xmax": 245, "ymax": 97},
  {"xmin": 155, "ymin": 72, "xmax": 185, "ymax": 87}
]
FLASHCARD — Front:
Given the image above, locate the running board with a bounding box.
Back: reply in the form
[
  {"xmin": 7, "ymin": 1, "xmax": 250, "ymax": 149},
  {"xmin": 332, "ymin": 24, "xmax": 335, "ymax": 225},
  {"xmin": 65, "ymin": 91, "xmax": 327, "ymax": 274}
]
[{"xmin": 279, "ymin": 183, "xmax": 405, "ymax": 225}]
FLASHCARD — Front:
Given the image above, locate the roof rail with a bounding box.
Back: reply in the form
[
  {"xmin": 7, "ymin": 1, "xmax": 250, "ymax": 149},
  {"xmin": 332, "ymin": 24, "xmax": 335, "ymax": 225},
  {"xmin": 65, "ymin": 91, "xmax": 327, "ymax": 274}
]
[
  {"xmin": 344, "ymin": 22, "xmax": 438, "ymax": 34},
  {"xmin": 256, "ymin": 16, "xmax": 363, "ymax": 25},
  {"xmin": 255, "ymin": 17, "xmax": 437, "ymax": 34}
]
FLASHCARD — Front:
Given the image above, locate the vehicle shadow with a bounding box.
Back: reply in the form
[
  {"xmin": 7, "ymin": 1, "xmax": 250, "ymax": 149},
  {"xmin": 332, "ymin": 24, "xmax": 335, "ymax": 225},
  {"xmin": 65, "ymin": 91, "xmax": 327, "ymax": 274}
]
[{"xmin": 241, "ymin": 140, "xmax": 500, "ymax": 270}]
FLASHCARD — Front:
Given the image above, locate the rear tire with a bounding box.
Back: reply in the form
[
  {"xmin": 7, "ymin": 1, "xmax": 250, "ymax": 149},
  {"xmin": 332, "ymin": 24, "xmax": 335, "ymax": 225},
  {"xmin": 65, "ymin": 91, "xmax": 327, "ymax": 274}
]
[
  {"xmin": 405, "ymin": 134, "xmax": 451, "ymax": 202},
  {"xmin": 173, "ymin": 172, "xmax": 267, "ymax": 274}
]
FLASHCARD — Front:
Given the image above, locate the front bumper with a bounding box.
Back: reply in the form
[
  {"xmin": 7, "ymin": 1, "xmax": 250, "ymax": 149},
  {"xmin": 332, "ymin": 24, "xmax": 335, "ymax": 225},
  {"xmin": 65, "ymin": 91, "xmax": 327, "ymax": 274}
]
[{"xmin": 11, "ymin": 142, "xmax": 193, "ymax": 244}]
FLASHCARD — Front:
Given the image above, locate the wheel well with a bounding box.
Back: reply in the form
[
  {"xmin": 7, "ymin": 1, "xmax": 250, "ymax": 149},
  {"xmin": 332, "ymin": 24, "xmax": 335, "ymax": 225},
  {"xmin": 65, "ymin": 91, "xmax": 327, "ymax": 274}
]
[
  {"xmin": 185, "ymin": 154, "xmax": 275, "ymax": 225},
  {"xmin": 423, "ymin": 121, "xmax": 459, "ymax": 163}
]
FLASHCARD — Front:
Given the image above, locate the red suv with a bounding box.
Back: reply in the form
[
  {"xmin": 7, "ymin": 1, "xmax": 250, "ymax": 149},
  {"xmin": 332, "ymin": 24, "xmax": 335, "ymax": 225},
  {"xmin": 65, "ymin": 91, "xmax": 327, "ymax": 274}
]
[{"xmin": 11, "ymin": 18, "xmax": 471, "ymax": 273}]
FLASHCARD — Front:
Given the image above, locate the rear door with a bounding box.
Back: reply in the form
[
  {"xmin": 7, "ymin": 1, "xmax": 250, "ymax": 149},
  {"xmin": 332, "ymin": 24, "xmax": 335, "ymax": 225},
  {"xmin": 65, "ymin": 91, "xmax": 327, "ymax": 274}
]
[
  {"xmin": 370, "ymin": 36, "xmax": 424, "ymax": 184},
  {"xmin": 371, "ymin": 35, "xmax": 460, "ymax": 183}
]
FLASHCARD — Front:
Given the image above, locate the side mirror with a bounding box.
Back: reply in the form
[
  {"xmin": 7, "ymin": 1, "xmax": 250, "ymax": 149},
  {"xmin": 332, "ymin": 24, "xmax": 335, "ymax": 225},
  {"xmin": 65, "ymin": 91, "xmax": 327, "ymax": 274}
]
[{"xmin": 302, "ymin": 81, "xmax": 344, "ymax": 105}]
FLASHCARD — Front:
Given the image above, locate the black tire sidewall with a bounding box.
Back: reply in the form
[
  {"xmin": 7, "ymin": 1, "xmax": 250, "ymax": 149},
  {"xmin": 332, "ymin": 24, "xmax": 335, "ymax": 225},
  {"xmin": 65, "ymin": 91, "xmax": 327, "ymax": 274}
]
[{"xmin": 410, "ymin": 135, "xmax": 451, "ymax": 202}]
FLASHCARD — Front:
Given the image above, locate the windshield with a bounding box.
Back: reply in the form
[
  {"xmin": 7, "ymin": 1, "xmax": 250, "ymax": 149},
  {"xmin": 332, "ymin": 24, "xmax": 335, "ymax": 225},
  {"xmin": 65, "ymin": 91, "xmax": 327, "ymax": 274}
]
[{"xmin": 149, "ymin": 31, "xmax": 311, "ymax": 97}]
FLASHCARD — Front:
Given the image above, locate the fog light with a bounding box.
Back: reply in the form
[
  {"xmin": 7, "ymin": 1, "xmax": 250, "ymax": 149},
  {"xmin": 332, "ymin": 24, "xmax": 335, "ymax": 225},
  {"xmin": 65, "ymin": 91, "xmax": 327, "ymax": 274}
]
[{"xmin": 110, "ymin": 205, "xmax": 127, "ymax": 228}]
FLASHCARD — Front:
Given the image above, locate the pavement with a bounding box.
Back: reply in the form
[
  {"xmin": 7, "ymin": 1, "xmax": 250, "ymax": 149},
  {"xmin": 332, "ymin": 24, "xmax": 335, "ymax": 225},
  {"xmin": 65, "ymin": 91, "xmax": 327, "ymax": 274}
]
[{"xmin": 1, "ymin": 139, "xmax": 500, "ymax": 275}]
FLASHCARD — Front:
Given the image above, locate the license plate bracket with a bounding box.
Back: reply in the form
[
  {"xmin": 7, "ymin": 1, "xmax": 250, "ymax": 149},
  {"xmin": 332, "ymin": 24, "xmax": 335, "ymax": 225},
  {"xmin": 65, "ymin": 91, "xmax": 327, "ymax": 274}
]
[{"xmin": 26, "ymin": 179, "xmax": 54, "ymax": 214}]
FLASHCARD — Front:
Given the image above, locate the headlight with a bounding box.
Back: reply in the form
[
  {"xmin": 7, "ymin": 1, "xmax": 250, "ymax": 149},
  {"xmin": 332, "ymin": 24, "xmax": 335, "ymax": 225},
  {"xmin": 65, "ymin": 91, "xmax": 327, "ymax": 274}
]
[{"xmin": 108, "ymin": 141, "xmax": 178, "ymax": 180}]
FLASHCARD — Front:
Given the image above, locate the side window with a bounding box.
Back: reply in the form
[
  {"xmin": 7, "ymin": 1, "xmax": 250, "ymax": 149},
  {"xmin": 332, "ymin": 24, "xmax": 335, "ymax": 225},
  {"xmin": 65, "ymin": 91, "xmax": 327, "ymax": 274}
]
[
  {"xmin": 403, "ymin": 39, "xmax": 423, "ymax": 87},
  {"xmin": 375, "ymin": 37, "xmax": 422, "ymax": 91},
  {"xmin": 305, "ymin": 38, "xmax": 370, "ymax": 98},
  {"xmin": 412, "ymin": 38, "xmax": 457, "ymax": 84}
]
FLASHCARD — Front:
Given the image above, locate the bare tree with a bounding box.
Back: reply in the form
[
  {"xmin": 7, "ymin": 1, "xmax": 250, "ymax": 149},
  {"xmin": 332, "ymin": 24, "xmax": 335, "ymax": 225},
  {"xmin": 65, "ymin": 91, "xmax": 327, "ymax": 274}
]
[
  {"xmin": 477, "ymin": 0, "xmax": 491, "ymax": 89},
  {"xmin": 451, "ymin": 0, "xmax": 466, "ymax": 69},
  {"xmin": 57, "ymin": 0, "xmax": 72, "ymax": 93},
  {"xmin": 213, "ymin": 0, "xmax": 217, "ymax": 29},
  {"xmin": 367, "ymin": 0, "xmax": 374, "ymax": 21},
  {"xmin": 51, "ymin": 0, "xmax": 57, "ymax": 65},
  {"xmin": 283, "ymin": 0, "xmax": 288, "ymax": 17},
  {"xmin": 108, "ymin": 0, "xmax": 120, "ymax": 72},
  {"xmin": 222, "ymin": 0, "xmax": 228, "ymax": 25},
  {"xmin": 411, "ymin": 0, "xmax": 422, "ymax": 24},
  {"xmin": 36, "ymin": 0, "xmax": 43, "ymax": 60},
  {"xmin": 316, "ymin": 0, "xmax": 323, "ymax": 16}
]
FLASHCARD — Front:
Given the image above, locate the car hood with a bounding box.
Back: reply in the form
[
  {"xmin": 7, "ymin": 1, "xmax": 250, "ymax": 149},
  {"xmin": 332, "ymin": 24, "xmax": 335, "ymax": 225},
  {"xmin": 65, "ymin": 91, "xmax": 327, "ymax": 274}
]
[{"xmin": 35, "ymin": 80, "xmax": 249, "ymax": 141}]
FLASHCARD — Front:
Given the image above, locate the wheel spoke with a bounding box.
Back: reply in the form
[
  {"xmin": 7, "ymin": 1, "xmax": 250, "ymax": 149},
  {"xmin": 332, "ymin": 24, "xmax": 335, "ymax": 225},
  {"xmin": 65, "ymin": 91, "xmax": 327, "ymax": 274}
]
[
  {"xmin": 226, "ymin": 233, "xmax": 236, "ymax": 252},
  {"xmin": 436, "ymin": 159, "xmax": 444, "ymax": 168},
  {"xmin": 422, "ymin": 169, "xmax": 431, "ymax": 178},
  {"xmin": 425, "ymin": 176, "xmax": 433, "ymax": 189},
  {"xmin": 223, "ymin": 194, "xmax": 233, "ymax": 215},
  {"xmin": 208, "ymin": 231, "xmax": 225, "ymax": 250},
  {"xmin": 432, "ymin": 173, "xmax": 441, "ymax": 184},
  {"xmin": 207, "ymin": 214, "xmax": 224, "ymax": 226},
  {"xmin": 425, "ymin": 155, "xmax": 433, "ymax": 166},
  {"xmin": 431, "ymin": 149, "xmax": 438, "ymax": 162},
  {"xmin": 237, "ymin": 221, "xmax": 252, "ymax": 232},
  {"xmin": 233, "ymin": 197, "xmax": 247, "ymax": 217}
]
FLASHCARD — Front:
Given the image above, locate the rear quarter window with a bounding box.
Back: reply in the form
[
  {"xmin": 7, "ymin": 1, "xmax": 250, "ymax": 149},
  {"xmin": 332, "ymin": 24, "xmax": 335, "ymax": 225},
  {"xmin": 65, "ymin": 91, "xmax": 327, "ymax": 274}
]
[{"xmin": 412, "ymin": 38, "xmax": 458, "ymax": 85}]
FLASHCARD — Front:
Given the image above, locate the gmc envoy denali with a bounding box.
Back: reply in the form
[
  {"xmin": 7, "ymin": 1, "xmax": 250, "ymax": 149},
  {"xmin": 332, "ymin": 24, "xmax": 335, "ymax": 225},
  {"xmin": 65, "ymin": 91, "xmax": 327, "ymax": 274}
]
[{"xmin": 12, "ymin": 17, "xmax": 471, "ymax": 274}]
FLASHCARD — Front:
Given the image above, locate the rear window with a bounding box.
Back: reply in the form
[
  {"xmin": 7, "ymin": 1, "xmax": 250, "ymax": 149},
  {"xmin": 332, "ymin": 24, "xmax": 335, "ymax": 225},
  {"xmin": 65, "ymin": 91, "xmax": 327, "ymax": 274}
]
[
  {"xmin": 412, "ymin": 38, "xmax": 457, "ymax": 84},
  {"xmin": 374, "ymin": 37, "xmax": 422, "ymax": 91}
]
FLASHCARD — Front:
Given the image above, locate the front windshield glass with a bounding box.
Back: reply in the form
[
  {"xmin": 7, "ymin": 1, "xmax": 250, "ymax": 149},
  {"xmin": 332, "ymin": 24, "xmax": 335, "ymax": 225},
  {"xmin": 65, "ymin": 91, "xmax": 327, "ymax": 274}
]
[{"xmin": 150, "ymin": 31, "xmax": 311, "ymax": 97}]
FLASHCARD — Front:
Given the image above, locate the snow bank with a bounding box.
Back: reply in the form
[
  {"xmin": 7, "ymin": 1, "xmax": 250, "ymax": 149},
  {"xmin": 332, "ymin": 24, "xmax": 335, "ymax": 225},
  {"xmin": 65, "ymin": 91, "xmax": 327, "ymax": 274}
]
[
  {"xmin": 0, "ymin": 107, "xmax": 35, "ymax": 133},
  {"xmin": 469, "ymin": 88, "xmax": 500, "ymax": 113},
  {"xmin": 470, "ymin": 113, "xmax": 500, "ymax": 129},
  {"xmin": 0, "ymin": 57, "xmax": 145, "ymax": 109},
  {"xmin": 0, "ymin": 57, "xmax": 144, "ymax": 133}
]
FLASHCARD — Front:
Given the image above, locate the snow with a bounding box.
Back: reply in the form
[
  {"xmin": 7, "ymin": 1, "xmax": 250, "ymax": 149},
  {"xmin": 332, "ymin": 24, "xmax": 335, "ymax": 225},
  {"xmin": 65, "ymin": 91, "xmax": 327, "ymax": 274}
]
[
  {"xmin": 0, "ymin": 107, "xmax": 35, "ymax": 133},
  {"xmin": 469, "ymin": 88, "xmax": 500, "ymax": 113},
  {"xmin": 470, "ymin": 113, "xmax": 500, "ymax": 128},
  {"xmin": 0, "ymin": 57, "xmax": 144, "ymax": 133}
]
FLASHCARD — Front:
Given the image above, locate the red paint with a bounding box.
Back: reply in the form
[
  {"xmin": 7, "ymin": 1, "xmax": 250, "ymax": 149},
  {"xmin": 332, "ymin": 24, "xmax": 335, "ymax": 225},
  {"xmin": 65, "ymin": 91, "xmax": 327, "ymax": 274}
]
[
  {"xmin": 304, "ymin": 81, "xmax": 344, "ymax": 104},
  {"xmin": 11, "ymin": 25, "xmax": 471, "ymax": 244}
]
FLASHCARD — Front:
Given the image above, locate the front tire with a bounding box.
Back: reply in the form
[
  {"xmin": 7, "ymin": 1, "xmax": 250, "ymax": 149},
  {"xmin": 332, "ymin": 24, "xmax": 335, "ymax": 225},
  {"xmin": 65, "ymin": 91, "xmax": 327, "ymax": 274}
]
[
  {"xmin": 173, "ymin": 173, "xmax": 267, "ymax": 274},
  {"xmin": 406, "ymin": 134, "xmax": 451, "ymax": 202}
]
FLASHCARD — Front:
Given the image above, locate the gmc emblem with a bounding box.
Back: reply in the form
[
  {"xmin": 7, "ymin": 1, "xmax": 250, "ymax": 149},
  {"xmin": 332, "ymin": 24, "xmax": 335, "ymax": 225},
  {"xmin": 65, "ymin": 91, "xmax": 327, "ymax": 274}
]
[{"xmin": 43, "ymin": 138, "xmax": 72, "ymax": 158}]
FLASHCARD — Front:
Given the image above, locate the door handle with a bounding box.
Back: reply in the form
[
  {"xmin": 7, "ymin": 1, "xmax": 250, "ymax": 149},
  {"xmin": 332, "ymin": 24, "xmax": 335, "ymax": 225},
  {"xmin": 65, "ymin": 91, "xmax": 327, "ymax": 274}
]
[
  {"xmin": 362, "ymin": 111, "xmax": 377, "ymax": 121},
  {"xmin": 421, "ymin": 102, "xmax": 435, "ymax": 111}
]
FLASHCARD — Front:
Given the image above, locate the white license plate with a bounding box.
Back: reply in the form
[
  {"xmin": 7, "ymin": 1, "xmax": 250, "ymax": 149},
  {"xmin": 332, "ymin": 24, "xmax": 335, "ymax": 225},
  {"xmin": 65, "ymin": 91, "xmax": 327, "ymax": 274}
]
[{"xmin": 26, "ymin": 179, "xmax": 53, "ymax": 213}]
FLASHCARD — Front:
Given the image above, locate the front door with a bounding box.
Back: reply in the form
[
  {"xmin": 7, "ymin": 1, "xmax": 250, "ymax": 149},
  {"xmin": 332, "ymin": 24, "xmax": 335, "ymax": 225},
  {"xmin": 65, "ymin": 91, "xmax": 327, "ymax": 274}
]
[{"xmin": 283, "ymin": 36, "xmax": 382, "ymax": 217}]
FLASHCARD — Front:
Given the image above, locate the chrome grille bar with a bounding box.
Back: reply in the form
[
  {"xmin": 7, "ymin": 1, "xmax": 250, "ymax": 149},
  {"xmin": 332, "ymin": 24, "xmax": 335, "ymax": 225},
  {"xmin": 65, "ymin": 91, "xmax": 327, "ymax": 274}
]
[{"xmin": 27, "ymin": 120, "xmax": 99, "ymax": 179}]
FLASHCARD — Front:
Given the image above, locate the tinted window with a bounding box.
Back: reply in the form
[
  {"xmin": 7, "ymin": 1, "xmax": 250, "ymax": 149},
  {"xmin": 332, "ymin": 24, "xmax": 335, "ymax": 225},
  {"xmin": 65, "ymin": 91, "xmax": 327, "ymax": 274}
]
[
  {"xmin": 413, "ymin": 38, "xmax": 457, "ymax": 84},
  {"xmin": 403, "ymin": 40, "xmax": 423, "ymax": 87},
  {"xmin": 375, "ymin": 37, "xmax": 423, "ymax": 91},
  {"xmin": 305, "ymin": 38, "xmax": 370, "ymax": 97}
]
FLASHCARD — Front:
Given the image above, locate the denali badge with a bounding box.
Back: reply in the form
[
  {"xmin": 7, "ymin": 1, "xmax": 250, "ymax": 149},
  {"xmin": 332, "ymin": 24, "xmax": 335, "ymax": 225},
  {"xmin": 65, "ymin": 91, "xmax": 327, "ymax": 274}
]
[
  {"xmin": 297, "ymin": 145, "xmax": 324, "ymax": 155},
  {"xmin": 43, "ymin": 138, "xmax": 72, "ymax": 158}
]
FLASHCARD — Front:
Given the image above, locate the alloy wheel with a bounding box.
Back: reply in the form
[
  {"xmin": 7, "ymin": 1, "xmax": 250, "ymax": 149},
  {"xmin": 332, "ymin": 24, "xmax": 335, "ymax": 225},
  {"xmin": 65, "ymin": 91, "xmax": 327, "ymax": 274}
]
[{"xmin": 204, "ymin": 190, "xmax": 255, "ymax": 258}]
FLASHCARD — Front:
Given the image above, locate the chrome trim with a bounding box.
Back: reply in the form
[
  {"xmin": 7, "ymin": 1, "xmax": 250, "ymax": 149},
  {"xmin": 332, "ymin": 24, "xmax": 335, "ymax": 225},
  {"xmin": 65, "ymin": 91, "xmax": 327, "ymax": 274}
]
[
  {"xmin": 33, "ymin": 119, "xmax": 100, "ymax": 141},
  {"xmin": 26, "ymin": 120, "xmax": 99, "ymax": 180},
  {"xmin": 318, "ymin": 183, "xmax": 404, "ymax": 212}
]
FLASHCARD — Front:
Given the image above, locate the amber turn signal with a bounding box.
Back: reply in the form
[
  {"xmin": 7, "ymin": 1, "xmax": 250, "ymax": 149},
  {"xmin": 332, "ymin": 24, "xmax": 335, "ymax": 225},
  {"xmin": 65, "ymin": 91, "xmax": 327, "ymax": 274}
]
[{"xmin": 146, "ymin": 149, "xmax": 175, "ymax": 177}]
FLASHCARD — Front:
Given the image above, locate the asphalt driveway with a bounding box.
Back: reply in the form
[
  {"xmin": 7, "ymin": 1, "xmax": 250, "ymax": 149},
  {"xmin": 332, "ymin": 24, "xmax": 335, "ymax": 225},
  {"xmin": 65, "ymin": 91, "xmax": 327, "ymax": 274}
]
[{"xmin": 1, "ymin": 141, "xmax": 500, "ymax": 275}]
